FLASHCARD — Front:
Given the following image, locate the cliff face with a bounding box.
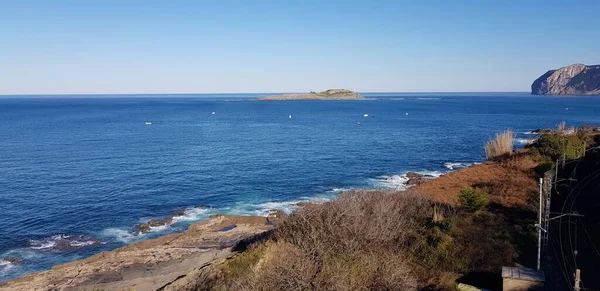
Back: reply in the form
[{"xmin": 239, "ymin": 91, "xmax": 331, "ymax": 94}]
[{"xmin": 532, "ymin": 64, "xmax": 600, "ymax": 95}]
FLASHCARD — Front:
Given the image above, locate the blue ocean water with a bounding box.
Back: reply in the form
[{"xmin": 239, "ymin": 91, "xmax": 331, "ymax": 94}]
[{"xmin": 1, "ymin": 92, "xmax": 599, "ymax": 281}]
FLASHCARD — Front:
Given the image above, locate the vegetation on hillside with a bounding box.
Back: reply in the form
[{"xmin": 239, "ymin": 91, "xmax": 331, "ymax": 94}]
[
  {"xmin": 198, "ymin": 157, "xmax": 540, "ymax": 290},
  {"xmin": 528, "ymin": 123, "xmax": 598, "ymax": 161},
  {"xmin": 195, "ymin": 125, "xmax": 600, "ymax": 291}
]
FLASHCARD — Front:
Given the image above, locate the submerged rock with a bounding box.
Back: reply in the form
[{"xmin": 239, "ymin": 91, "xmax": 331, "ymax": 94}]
[
  {"xmin": 29, "ymin": 234, "xmax": 104, "ymax": 251},
  {"xmin": 170, "ymin": 204, "xmax": 211, "ymax": 216},
  {"xmin": 2, "ymin": 257, "xmax": 22, "ymax": 264},
  {"xmin": 532, "ymin": 64, "xmax": 600, "ymax": 95},
  {"xmin": 133, "ymin": 218, "xmax": 174, "ymax": 235}
]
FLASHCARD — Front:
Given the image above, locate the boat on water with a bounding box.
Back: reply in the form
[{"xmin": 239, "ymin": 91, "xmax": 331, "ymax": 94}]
[
  {"xmin": 363, "ymin": 114, "xmax": 369, "ymax": 117},
  {"xmin": 145, "ymin": 122, "xmax": 152, "ymax": 125}
]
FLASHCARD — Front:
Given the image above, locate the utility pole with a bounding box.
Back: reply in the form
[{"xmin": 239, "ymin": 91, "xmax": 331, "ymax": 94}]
[
  {"xmin": 537, "ymin": 177, "xmax": 543, "ymax": 271},
  {"xmin": 543, "ymin": 176, "xmax": 551, "ymax": 251},
  {"xmin": 574, "ymin": 269, "xmax": 581, "ymax": 291}
]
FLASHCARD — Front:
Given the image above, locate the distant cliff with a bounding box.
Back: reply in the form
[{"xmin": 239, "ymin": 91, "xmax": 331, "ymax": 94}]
[
  {"xmin": 258, "ymin": 89, "xmax": 365, "ymax": 101},
  {"xmin": 532, "ymin": 64, "xmax": 600, "ymax": 95}
]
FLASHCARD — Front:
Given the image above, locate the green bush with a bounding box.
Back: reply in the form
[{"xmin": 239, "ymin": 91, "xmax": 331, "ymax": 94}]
[
  {"xmin": 528, "ymin": 134, "xmax": 585, "ymax": 160},
  {"xmin": 459, "ymin": 189, "xmax": 489, "ymax": 212}
]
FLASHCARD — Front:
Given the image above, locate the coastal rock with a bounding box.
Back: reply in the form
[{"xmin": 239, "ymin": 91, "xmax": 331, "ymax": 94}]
[
  {"xmin": 133, "ymin": 218, "xmax": 174, "ymax": 235},
  {"xmin": 532, "ymin": 64, "xmax": 600, "ymax": 95},
  {"xmin": 406, "ymin": 172, "xmax": 435, "ymax": 186},
  {"xmin": 0, "ymin": 215, "xmax": 273, "ymax": 291},
  {"xmin": 1, "ymin": 258, "xmax": 21, "ymax": 264},
  {"xmin": 258, "ymin": 89, "xmax": 365, "ymax": 101}
]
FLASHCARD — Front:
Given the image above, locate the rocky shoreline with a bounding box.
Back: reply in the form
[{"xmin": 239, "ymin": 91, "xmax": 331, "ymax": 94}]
[
  {"xmin": 257, "ymin": 89, "xmax": 366, "ymax": 101},
  {"xmin": 0, "ymin": 167, "xmax": 467, "ymax": 290},
  {"xmin": 0, "ymin": 214, "xmax": 282, "ymax": 291}
]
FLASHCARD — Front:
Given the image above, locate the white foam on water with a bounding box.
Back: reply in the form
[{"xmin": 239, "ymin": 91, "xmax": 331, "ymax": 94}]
[
  {"xmin": 28, "ymin": 235, "xmax": 68, "ymax": 250},
  {"xmin": 515, "ymin": 138, "xmax": 534, "ymax": 145},
  {"xmin": 329, "ymin": 187, "xmax": 353, "ymax": 193},
  {"xmin": 0, "ymin": 260, "xmax": 14, "ymax": 274},
  {"xmin": 370, "ymin": 174, "xmax": 410, "ymax": 190},
  {"xmin": 444, "ymin": 162, "xmax": 474, "ymax": 170},
  {"xmin": 148, "ymin": 224, "xmax": 170, "ymax": 232},
  {"xmin": 102, "ymin": 228, "xmax": 139, "ymax": 244},
  {"xmin": 416, "ymin": 170, "xmax": 443, "ymax": 178},
  {"xmin": 171, "ymin": 207, "xmax": 210, "ymax": 222},
  {"xmin": 69, "ymin": 240, "xmax": 98, "ymax": 247}
]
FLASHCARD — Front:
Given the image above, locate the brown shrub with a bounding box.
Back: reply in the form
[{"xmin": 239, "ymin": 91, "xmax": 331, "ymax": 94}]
[
  {"xmin": 484, "ymin": 130, "xmax": 514, "ymax": 160},
  {"xmin": 275, "ymin": 190, "xmax": 431, "ymax": 256},
  {"xmin": 209, "ymin": 187, "xmax": 533, "ymax": 290}
]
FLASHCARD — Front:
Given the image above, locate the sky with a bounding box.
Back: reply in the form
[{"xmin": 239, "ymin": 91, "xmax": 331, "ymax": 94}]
[{"xmin": 1, "ymin": 0, "xmax": 599, "ymax": 95}]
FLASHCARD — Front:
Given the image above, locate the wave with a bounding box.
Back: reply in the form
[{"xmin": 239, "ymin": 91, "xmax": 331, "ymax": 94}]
[
  {"xmin": 171, "ymin": 207, "xmax": 210, "ymax": 222},
  {"xmin": 29, "ymin": 234, "xmax": 104, "ymax": 251},
  {"xmin": 514, "ymin": 138, "xmax": 534, "ymax": 145},
  {"xmin": 444, "ymin": 162, "xmax": 474, "ymax": 170},
  {"xmin": 102, "ymin": 228, "xmax": 139, "ymax": 244},
  {"xmin": 370, "ymin": 174, "xmax": 410, "ymax": 190}
]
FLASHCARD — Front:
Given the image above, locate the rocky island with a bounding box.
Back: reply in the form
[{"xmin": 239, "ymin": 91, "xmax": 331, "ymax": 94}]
[
  {"xmin": 532, "ymin": 63, "xmax": 600, "ymax": 95},
  {"xmin": 257, "ymin": 89, "xmax": 366, "ymax": 101}
]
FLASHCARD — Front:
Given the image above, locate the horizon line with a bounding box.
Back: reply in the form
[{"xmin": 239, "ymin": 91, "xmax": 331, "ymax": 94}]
[{"xmin": 0, "ymin": 91, "xmax": 530, "ymax": 97}]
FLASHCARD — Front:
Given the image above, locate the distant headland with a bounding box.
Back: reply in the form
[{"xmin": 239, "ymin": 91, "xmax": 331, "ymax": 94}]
[
  {"xmin": 532, "ymin": 63, "xmax": 600, "ymax": 95},
  {"xmin": 257, "ymin": 89, "xmax": 366, "ymax": 101}
]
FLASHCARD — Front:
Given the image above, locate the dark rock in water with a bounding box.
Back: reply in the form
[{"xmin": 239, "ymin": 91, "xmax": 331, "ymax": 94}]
[
  {"xmin": 169, "ymin": 209, "xmax": 186, "ymax": 216},
  {"xmin": 406, "ymin": 172, "xmax": 423, "ymax": 179},
  {"xmin": 170, "ymin": 204, "xmax": 211, "ymax": 216},
  {"xmin": 406, "ymin": 172, "xmax": 435, "ymax": 186},
  {"xmin": 2, "ymin": 257, "xmax": 22, "ymax": 264},
  {"xmin": 532, "ymin": 64, "xmax": 600, "ymax": 95},
  {"xmin": 133, "ymin": 218, "xmax": 173, "ymax": 235}
]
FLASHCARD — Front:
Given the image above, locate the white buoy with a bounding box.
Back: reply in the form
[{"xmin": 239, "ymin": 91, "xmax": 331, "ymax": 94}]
[
  {"xmin": 212, "ymin": 111, "xmax": 216, "ymax": 115},
  {"xmin": 405, "ymin": 112, "xmax": 409, "ymax": 116}
]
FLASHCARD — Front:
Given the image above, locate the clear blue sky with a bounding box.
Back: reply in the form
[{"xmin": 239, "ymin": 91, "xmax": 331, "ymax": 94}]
[{"xmin": 1, "ymin": 0, "xmax": 599, "ymax": 94}]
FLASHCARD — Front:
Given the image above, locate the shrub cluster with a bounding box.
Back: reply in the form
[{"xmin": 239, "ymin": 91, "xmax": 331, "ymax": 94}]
[
  {"xmin": 458, "ymin": 188, "xmax": 489, "ymax": 213},
  {"xmin": 528, "ymin": 134, "xmax": 586, "ymax": 160},
  {"xmin": 209, "ymin": 190, "xmax": 524, "ymax": 290}
]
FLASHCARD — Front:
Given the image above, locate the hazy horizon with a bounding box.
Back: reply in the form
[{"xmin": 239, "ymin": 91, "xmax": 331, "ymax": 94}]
[{"xmin": 1, "ymin": 0, "xmax": 599, "ymax": 95}]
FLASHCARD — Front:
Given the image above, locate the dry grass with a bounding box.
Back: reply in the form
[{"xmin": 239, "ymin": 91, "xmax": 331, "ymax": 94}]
[
  {"xmin": 413, "ymin": 151, "xmax": 539, "ymax": 208},
  {"xmin": 484, "ymin": 130, "xmax": 514, "ymax": 160}
]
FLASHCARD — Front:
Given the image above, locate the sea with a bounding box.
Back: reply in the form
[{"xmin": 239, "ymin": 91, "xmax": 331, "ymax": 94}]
[{"xmin": 1, "ymin": 92, "xmax": 599, "ymax": 282}]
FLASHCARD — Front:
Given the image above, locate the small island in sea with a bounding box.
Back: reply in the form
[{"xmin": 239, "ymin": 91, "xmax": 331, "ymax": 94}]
[{"xmin": 257, "ymin": 89, "xmax": 366, "ymax": 101}]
